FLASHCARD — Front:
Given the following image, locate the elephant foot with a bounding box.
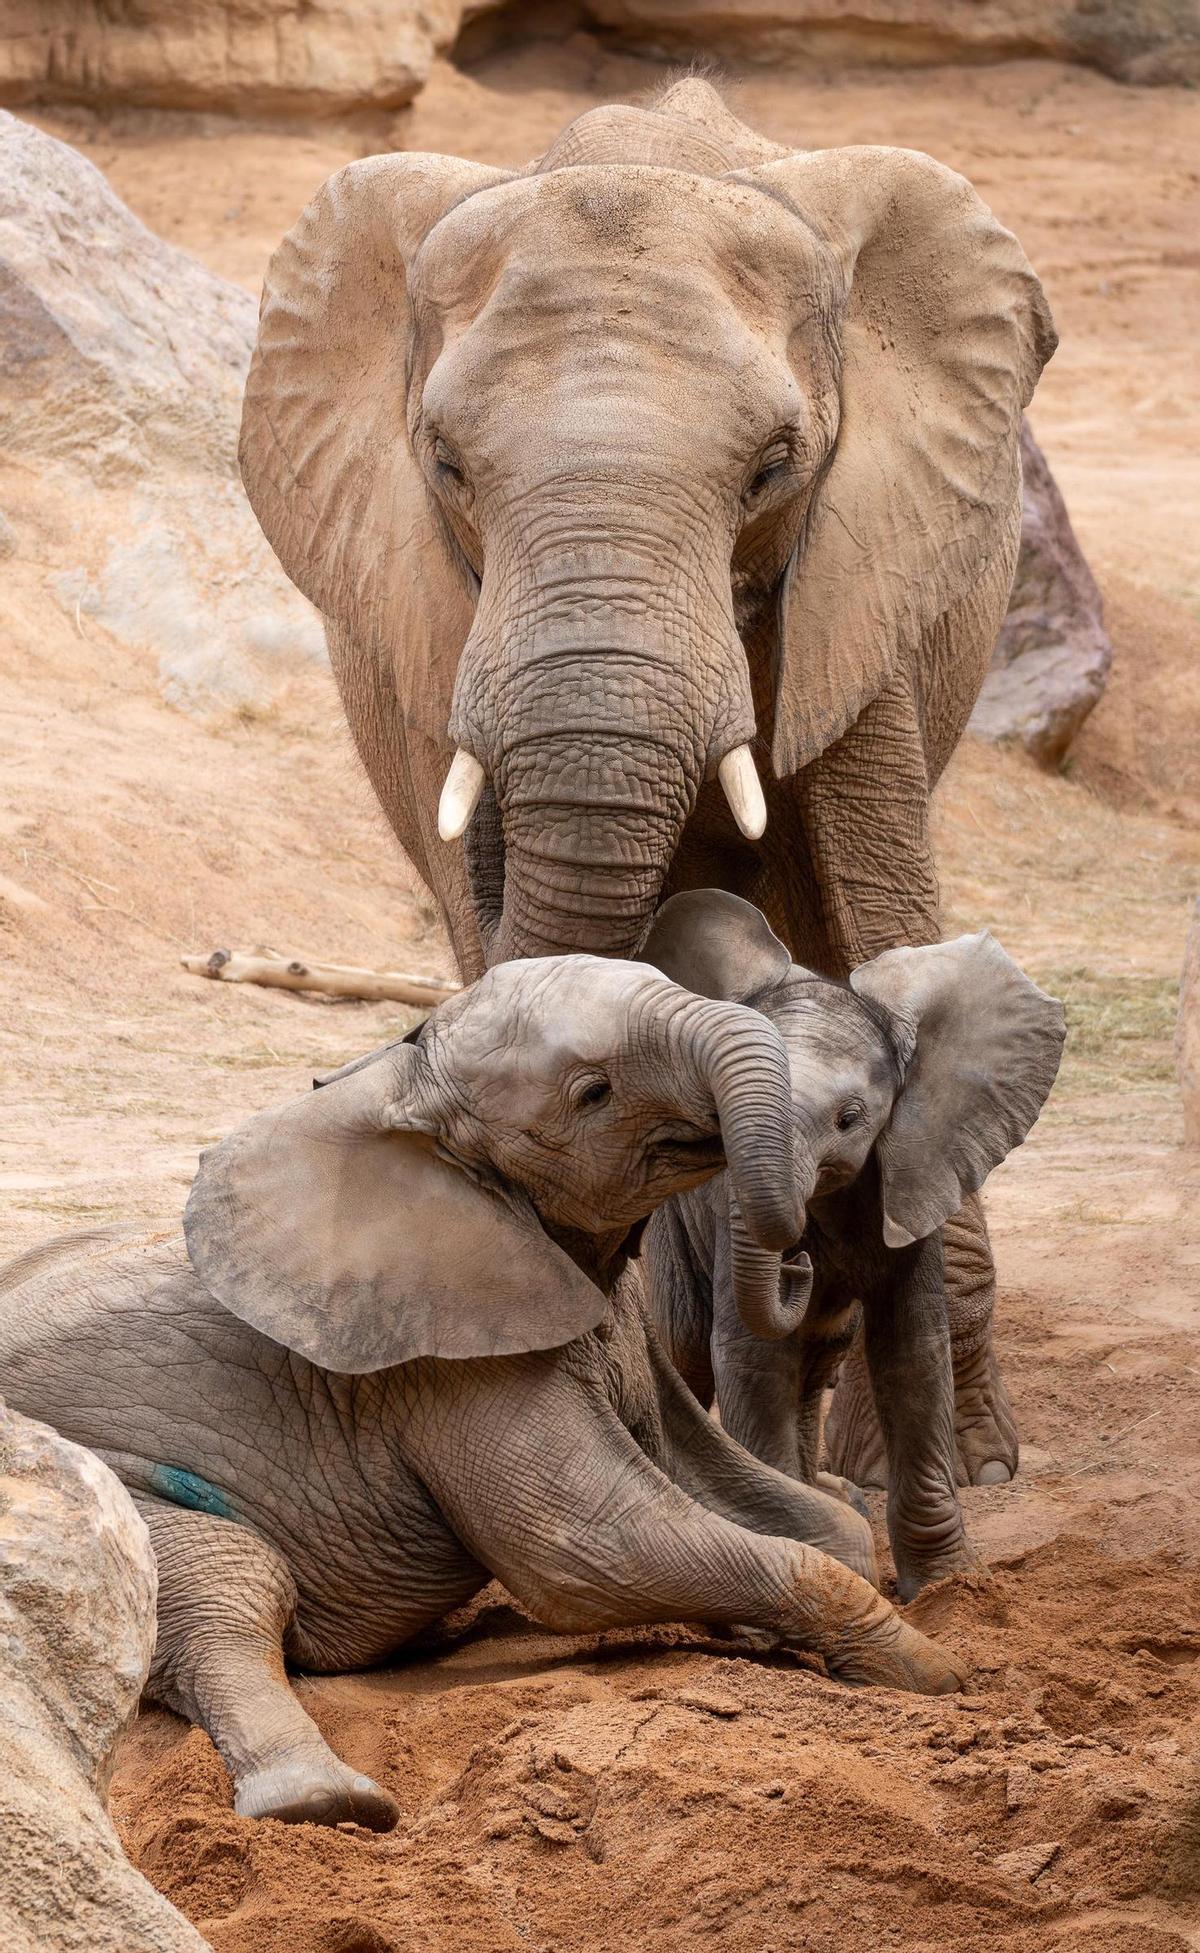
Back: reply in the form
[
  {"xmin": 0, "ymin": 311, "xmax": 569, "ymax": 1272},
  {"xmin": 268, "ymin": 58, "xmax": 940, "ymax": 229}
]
[
  {"xmin": 815, "ymin": 1469, "xmax": 870, "ymax": 1521},
  {"xmin": 822, "ymin": 1344, "xmax": 888, "ymax": 1490},
  {"xmin": 952, "ymin": 1337, "xmax": 1019, "ymax": 1488},
  {"xmin": 892, "ymin": 1534, "xmax": 976, "ymax": 1605},
  {"xmin": 823, "ymin": 1595, "xmax": 967, "ymax": 1696},
  {"xmin": 235, "ymin": 1755, "xmax": 400, "ymax": 1831}
]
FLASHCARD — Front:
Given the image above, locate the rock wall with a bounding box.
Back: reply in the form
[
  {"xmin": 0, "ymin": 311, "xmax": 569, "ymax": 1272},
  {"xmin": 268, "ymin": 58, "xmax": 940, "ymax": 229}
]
[
  {"xmin": 0, "ymin": 1394, "xmax": 211, "ymax": 1953},
  {"xmin": 0, "ymin": 1, "xmax": 469, "ymax": 118},
  {"xmin": 970, "ymin": 421, "xmax": 1113, "ymax": 767},
  {"xmin": 0, "ymin": 112, "xmax": 325, "ymax": 719},
  {"xmin": 583, "ymin": 0, "xmax": 1200, "ymax": 85},
  {"xmin": 0, "ymin": 0, "xmax": 1195, "ymax": 116}
]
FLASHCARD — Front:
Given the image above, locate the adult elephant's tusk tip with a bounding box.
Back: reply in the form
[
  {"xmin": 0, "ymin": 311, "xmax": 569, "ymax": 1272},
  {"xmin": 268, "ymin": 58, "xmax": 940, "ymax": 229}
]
[
  {"xmin": 437, "ymin": 749, "xmax": 486, "ymax": 842},
  {"xmin": 718, "ymin": 744, "xmax": 767, "ymax": 841}
]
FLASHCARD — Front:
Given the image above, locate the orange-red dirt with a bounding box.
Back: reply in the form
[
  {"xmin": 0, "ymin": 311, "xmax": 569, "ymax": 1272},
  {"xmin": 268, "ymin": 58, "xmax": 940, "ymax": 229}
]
[{"xmin": 4, "ymin": 30, "xmax": 1199, "ymax": 1953}]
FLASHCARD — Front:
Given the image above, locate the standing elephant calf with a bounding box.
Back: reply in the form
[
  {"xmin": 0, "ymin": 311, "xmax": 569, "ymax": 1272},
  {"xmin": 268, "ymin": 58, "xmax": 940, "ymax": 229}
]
[
  {"xmin": 0, "ymin": 955, "xmax": 964, "ymax": 1833},
  {"xmin": 638, "ymin": 893, "xmax": 1065, "ymax": 1601}
]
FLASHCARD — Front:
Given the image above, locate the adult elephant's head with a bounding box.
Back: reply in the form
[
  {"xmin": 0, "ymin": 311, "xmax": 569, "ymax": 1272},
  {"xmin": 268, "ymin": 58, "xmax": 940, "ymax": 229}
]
[{"xmin": 241, "ymin": 85, "xmax": 1054, "ymax": 963}]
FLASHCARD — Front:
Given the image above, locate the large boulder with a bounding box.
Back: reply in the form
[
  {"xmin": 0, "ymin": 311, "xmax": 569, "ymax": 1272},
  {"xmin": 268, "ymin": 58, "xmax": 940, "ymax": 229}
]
[
  {"xmin": 969, "ymin": 421, "xmax": 1113, "ymax": 767},
  {"xmin": 0, "ymin": 111, "xmax": 324, "ymax": 717},
  {"xmin": 0, "ymin": 1, "xmax": 469, "ymax": 118},
  {"xmin": 583, "ymin": 0, "xmax": 1200, "ymax": 85},
  {"xmin": 0, "ymin": 1393, "xmax": 210, "ymax": 1953}
]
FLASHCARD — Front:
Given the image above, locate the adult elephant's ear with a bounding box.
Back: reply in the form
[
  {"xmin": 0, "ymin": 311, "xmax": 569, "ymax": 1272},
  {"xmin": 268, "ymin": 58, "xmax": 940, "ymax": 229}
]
[
  {"xmin": 184, "ymin": 1044, "xmax": 606, "ymax": 1374},
  {"xmin": 641, "ymin": 890, "xmax": 792, "ymax": 1005},
  {"xmin": 850, "ymin": 934, "xmax": 1065, "ymax": 1249},
  {"xmin": 743, "ymin": 147, "xmax": 1057, "ymax": 777},
  {"xmin": 239, "ymin": 154, "xmax": 509, "ymax": 654}
]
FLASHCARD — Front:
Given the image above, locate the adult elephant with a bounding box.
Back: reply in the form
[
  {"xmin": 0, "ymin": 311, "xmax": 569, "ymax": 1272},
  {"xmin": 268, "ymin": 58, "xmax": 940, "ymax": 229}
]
[{"xmin": 239, "ymin": 79, "xmax": 1056, "ymax": 1488}]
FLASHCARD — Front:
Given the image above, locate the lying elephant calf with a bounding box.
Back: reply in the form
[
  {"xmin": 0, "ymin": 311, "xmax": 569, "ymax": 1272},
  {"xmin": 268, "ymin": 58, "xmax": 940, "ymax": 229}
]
[
  {"xmin": 639, "ymin": 892, "xmax": 1066, "ymax": 1601},
  {"xmin": 0, "ymin": 954, "xmax": 963, "ymax": 1833}
]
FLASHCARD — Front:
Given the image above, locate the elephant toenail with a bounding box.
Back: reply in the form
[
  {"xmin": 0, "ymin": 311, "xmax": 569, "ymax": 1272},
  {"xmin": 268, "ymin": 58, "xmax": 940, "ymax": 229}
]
[{"xmin": 976, "ymin": 1460, "xmax": 1012, "ymax": 1485}]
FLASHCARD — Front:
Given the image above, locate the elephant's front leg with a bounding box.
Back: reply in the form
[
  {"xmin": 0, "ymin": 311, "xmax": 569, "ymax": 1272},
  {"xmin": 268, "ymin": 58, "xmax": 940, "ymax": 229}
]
[
  {"xmin": 137, "ymin": 1497, "xmax": 401, "ymax": 1831},
  {"xmin": 636, "ymin": 1307, "xmax": 873, "ymax": 1570},
  {"xmin": 709, "ymin": 1248, "xmax": 862, "ymax": 1502},
  {"xmin": 860, "ymin": 1235, "xmax": 972, "ymax": 1600},
  {"xmin": 400, "ymin": 1349, "xmax": 964, "ymax": 1695},
  {"xmin": 788, "ymin": 669, "xmax": 1017, "ymax": 1488}
]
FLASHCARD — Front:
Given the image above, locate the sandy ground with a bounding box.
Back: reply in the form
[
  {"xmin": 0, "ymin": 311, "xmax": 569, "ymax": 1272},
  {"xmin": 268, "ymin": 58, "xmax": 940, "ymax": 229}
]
[{"xmin": 4, "ymin": 29, "xmax": 1200, "ymax": 1953}]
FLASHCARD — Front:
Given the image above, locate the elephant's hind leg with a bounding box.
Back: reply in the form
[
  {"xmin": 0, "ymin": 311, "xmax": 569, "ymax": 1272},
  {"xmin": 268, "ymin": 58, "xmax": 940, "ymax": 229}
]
[{"xmin": 136, "ymin": 1496, "xmax": 399, "ymax": 1832}]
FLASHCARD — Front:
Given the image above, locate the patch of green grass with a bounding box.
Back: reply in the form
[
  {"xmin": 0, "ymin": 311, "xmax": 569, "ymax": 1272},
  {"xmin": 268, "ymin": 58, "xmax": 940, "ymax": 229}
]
[{"xmin": 1033, "ymin": 964, "xmax": 1180, "ymax": 1094}]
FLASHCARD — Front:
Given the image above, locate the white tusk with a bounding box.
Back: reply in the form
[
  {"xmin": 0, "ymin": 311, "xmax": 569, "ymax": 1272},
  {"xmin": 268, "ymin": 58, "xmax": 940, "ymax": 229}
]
[
  {"xmin": 438, "ymin": 748, "xmax": 486, "ymax": 842},
  {"xmin": 717, "ymin": 744, "xmax": 767, "ymax": 841}
]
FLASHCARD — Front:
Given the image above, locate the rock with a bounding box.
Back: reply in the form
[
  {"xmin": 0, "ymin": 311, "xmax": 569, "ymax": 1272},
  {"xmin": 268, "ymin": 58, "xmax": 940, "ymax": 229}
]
[
  {"xmin": 0, "ymin": 1, "xmax": 473, "ymax": 118},
  {"xmin": 0, "ymin": 506, "xmax": 14, "ymax": 557},
  {"xmin": 993, "ymin": 1839, "xmax": 1061, "ymax": 1882},
  {"xmin": 584, "ymin": 1, "xmax": 1200, "ymax": 85},
  {"xmin": 1177, "ymin": 898, "xmax": 1200, "ymax": 1148},
  {"xmin": 0, "ymin": 112, "xmax": 324, "ymax": 717},
  {"xmin": 0, "ymin": 112, "xmax": 253, "ymax": 481},
  {"xmin": 0, "ymin": 1397, "xmax": 211, "ymax": 1953},
  {"xmin": 969, "ymin": 421, "xmax": 1112, "ymax": 767}
]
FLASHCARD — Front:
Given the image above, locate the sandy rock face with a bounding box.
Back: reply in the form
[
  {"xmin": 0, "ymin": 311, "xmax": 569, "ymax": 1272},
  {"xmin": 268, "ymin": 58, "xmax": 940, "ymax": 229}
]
[
  {"xmin": 585, "ymin": 0, "xmax": 1200, "ymax": 84},
  {"xmin": 0, "ymin": 1, "xmax": 470, "ymax": 117},
  {"xmin": 1178, "ymin": 899, "xmax": 1200, "ymax": 1148},
  {"xmin": 0, "ymin": 112, "xmax": 324, "ymax": 717},
  {"xmin": 0, "ymin": 1396, "xmax": 210, "ymax": 1953},
  {"xmin": 970, "ymin": 422, "xmax": 1112, "ymax": 766}
]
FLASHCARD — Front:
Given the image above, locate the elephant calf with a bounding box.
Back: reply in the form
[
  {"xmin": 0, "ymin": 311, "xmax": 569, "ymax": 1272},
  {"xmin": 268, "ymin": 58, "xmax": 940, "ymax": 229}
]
[
  {"xmin": 639, "ymin": 892, "xmax": 1065, "ymax": 1601},
  {"xmin": 0, "ymin": 954, "xmax": 963, "ymax": 1833}
]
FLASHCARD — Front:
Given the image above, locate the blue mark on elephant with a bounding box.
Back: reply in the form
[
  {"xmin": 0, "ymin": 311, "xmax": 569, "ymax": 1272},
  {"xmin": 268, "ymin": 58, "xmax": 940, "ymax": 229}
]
[{"xmin": 149, "ymin": 1464, "xmax": 232, "ymax": 1519}]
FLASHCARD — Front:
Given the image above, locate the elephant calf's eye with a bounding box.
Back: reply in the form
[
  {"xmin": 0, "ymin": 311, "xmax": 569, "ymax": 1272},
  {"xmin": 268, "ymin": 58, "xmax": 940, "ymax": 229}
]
[
  {"xmin": 836, "ymin": 1099, "xmax": 867, "ymax": 1132},
  {"xmin": 576, "ymin": 1076, "xmax": 612, "ymax": 1109}
]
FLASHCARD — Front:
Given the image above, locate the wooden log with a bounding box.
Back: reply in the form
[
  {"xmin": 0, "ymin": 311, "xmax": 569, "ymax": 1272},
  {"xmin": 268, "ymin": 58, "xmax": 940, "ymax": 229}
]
[{"xmin": 180, "ymin": 948, "xmax": 460, "ymax": 1007}]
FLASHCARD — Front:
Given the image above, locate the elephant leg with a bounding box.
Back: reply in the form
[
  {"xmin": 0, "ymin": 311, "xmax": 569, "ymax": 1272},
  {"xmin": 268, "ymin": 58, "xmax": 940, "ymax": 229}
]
[
  {"xmin": 136, "ymin": 1496, "xmax": 399, "ymax": 1831},
  {"xmin": 710, "ymin": 1257, "xmax": 862, "ymax": 1498},
  {"xmin": 942, "ymin": 1194, "xmax": 1018, "ymax": 1486},
  {"xmin": 638, "ymin": 1311, "xmax": 873, "ymax": 1569},
  {"xmin": 787, "ymin": 671, "xmax": 1016, "ymax": 1488},
  {"xmin": 639, "ymin": 1202, "xmax": 717, "ymax": 1411},
  {"xmin": 401, "ymin": 1351, "xmax": 963, "ymax": 1696},
  {"xmin": 860, "ymin": 1237, "xmax": 971, "ymax": 1599}
]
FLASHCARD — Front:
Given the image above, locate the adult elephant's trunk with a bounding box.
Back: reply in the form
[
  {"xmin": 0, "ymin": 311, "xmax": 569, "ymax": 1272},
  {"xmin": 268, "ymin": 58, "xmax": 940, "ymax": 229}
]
[
  {"xmin": 676, "ymin": 996, "xmax": 804, "ymax": 1256},
  {"xmin": 444, "ymin": 508, "xmax": 761, "ymax": 965}
]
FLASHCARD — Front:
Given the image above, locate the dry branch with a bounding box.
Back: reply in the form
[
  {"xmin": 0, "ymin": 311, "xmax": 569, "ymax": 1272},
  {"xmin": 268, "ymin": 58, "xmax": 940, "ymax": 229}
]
[{"xmin": 181, "ymin": 948, "xmax": 460, "ymax": 1006}]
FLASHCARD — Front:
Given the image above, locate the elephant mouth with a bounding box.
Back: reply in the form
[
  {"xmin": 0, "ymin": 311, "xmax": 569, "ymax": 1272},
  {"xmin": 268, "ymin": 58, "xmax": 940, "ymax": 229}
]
[{"xmin": 653, "ymin": 1131, "xmax": 726, "ymax": 1172}]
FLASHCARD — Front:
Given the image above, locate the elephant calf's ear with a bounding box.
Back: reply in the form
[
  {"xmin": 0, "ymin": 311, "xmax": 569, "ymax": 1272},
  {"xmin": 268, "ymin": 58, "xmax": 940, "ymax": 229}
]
[
  {"xmin": 185, "ymin": 1045, "xmax": 608, "ymax": 1374},
  {"xmin": 641, "ymin": 890, "xmax": 793, "ymax": 1005},
  {"xmin": 850, "ymin": 934, "xmax": 1066, "ymax": 1249}
]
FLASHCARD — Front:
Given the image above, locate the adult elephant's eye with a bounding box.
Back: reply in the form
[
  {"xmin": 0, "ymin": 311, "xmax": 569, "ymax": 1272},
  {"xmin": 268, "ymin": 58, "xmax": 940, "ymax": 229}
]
[
  {"xmin": 433, "ymin": 438, "xmax": 468, "ymax": 491},
  {"xmin": 745, "ymin": 440, "xmax": 791, "ymax": 503},
  {"xmin": 577, "ymin": 1076, "xmax": 612, "ymax": 1109},
  {"xmin": 836, "ymin": 1099, "xmax": 866, "ymax": 1132}
]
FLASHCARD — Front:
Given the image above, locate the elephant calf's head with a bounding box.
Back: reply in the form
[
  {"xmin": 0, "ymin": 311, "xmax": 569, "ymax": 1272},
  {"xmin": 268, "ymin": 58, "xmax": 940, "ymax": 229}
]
[
  {"xmin": 643, "ymin": 890, "xmax": 1066, "ymax": 1338},
  {"xmin": 183, "ymin": 952, "xmax": 802, "ymax": 1374}
]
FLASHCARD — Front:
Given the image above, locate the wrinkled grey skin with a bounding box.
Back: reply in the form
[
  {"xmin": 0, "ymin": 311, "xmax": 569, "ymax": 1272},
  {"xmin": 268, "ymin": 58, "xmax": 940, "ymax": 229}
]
[
  {"xmin": 638, "ymin": 892, "xmax": 1066, "ymax": 1601},
  {"xmin": 0, "ymin": 957, "xmax": 964, "ymax": 1835},
  {"xmin": 239, "ymin": 79, "xmax": 1057, "ymax": 1496}
]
